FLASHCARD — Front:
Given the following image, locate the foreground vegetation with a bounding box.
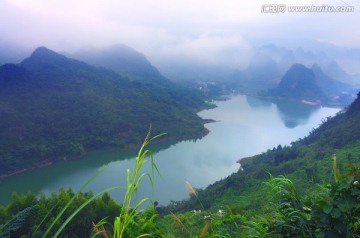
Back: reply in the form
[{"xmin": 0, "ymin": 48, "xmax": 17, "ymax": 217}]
[{"xmin": 1, "ymin": 154, "xmax": 359, "ymax": 237}]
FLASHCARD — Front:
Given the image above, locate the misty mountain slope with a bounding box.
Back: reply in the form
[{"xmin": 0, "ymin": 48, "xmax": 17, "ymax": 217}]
[
  {"xmin": 116, "ymin": 42, "xmax": 359, "ymax": 97},
  {"xmin": 278, "ymin": 50, "xmax": 297, "ymax": 74},
  {"xmin": 325, "ymin": 61, "xmax": 351, "ymax": 81},
  {"xmin": 252, "ymin": 44, "xmax": 294, "ymax": 75},
  {"xmin": 311, "ymin": 64, "xmax": 355, "ymax": 103},
  {"xmin": 245, "ymin": 51, "xmax": 280, "ymax": 82},
  {"xmin": 71, "ymin": 44, "xmax": 207, "ymax": 109},
  {"xmin": 72, "ymin": 44, "xmax": 168, "ymax": 84},
  {"xmin": 0, "ymin": 47, "xmax": 208, "ymax": 175},
  {"xmin": 311, "ymin": 64, "xmax": 348, "ymax": 93},
  {"xmin": 323, "ymin": 60, "xmax": 360, "ymax": 86}
]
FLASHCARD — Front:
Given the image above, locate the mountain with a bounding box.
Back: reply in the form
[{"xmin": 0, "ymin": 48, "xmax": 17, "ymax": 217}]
[
  {"xmin": 268, "ymin": 64, "xmax": 325, "ymax": 102},
  {"xmin": 71, "ymin": 44, "xmax": 210, "ymax": 106},
  {"xmin": 294, "ymin": 47, "xmax": 329, "ymax": 65},
  {"xmin": 134, "ymin": 43, "xmax": 358, "ymax": 97},
  {"xmin": 72, "ymin": 44, "xmax": 169, "ymax": 85},
  {"xmin": 311, "ymin": 64, "xmax": 355, "ymax": 104},
  {"xmin": 325, "ymin": 61, "xmax": 350, "ymax": 81},
  {"xmin": 244, "ymin": 44, "xmax": 359, "ymax": 91},
  {"xmin": 278, "ymin": 50, "xmax": 297, "ymax": 74},
  {"xmin": 245, "ymin": 51, "xmax": 280, "ymax": 82},
  {"xmin": 0, "ymin": 47, "xmax": 208, "ymax": 176},
  {"xmin": 265, "ymin": 63, "xmax": 356, "ymax": 106},
  {"xmin": 225, "ymin": 49, "xmax": 282, "ymax": 94},
  {"xmin": 323, "ymin": 60, "xmax": 360, "ymax": 86}
]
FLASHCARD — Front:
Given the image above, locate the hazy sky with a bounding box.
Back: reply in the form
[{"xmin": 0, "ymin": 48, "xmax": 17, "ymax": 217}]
[{"xmin": 1, "ymin": 0, "xmax": 359, "ymax": 67}]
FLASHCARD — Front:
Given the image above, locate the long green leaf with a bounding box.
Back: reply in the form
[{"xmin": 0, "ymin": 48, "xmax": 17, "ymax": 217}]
[
  {"xmin": 54, "ymin": 186, "xmax": 122, "ymax": 237},
  {"xmin": 42, "ymin": 165, "xmax": 110, "ymax": 238}
]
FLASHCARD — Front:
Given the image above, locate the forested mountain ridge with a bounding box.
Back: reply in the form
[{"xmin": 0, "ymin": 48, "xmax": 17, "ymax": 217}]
[{"xmin": 0, "ymin": 47, "xmax": 208, "ymax": 176}]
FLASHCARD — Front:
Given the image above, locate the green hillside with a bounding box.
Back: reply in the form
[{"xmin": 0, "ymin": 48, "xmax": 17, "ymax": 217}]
[{"xmin": 0, "ymin": 47, "xmax": 208, "ymax": 176}]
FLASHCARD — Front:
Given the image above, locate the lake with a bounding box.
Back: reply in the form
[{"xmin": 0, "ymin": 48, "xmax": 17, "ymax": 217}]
[{"xmin": 0, "ymin": 95, "xmax": 340, "ymax": 206}]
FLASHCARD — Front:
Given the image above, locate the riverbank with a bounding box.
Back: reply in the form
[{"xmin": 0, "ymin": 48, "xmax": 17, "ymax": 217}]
[
  {"xmin": 0, "ymin": 161, "xmax": 53, "ymax": 179},
  {"xmin": 252, "ymin": 94, "xmax": 346, "ymax": 108},
  {"xmin": 0, "ymin": 120, "xmax": 214, "ymax": 180}
]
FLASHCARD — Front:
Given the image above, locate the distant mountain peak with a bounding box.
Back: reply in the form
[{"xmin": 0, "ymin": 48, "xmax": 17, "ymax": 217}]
[
  {"xmin": 29, "ymin": 46, "xmax": 64, "ymax": 59},
  {"xmin": 21, "ymin": 46, "xmax": 88, "ymax": 72},
  {"xmin": 22, "ymin": 46, "xmax": 66, "ymax": 64},
  {"xmin": 285, "ymin": 63, "xmax": 312, "ymax": 74},
  {"xmin": 33, "ymin": 46, "xmax": 52, "ymax": 53},
  {"xmin": 290, "ymin": 63, "xmax": 307, "ymax": 70}
]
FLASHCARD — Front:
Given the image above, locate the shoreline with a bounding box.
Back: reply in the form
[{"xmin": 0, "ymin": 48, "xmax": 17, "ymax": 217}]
[
  {"xmin": 252, "ymin": 95, "xmax": 345, "ymax": 109},
  {"xmin": 0, "ymin": 161, "xmax": 53, "ymax": 179},
  {"xmin": 0, "ymin": 125, "xmax": 213, "ymax": 180}
]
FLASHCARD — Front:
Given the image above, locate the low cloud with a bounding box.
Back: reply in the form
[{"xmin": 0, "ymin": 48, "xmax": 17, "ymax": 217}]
[
  {"xmin": 155, "ymin": 33, "xmax": 253, "ymax": 69},
  {"xmin": 0, "ymin": 0, "xmax": 359, "ymax": 70}
]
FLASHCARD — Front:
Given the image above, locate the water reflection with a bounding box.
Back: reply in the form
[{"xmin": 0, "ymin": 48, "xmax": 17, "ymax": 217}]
[
  {"xmin": 246, "ymin": 96, "xmax": 272, "ymax": 108},
  {"xmin": 273, "ymin": 100, "xmax": 320, "ymax": 128},
  {"xmin": 246, "ymin": 96, "xmax": 319, "ymax": 128}
]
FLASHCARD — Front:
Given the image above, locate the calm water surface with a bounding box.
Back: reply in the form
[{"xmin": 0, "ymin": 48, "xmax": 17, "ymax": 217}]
[{"xmin": 0, "ymin": 95, "xmax": 340, "ymax": 205}]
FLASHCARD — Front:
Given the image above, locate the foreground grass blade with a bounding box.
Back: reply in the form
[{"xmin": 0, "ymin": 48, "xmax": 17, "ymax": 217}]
[
  {"xmin": 54, "ymin": 186, "xmax": 123, "ymax": 237},
  {"xmin": 42, "ymin": 165, "xmax": 111, "ymax": 238}
]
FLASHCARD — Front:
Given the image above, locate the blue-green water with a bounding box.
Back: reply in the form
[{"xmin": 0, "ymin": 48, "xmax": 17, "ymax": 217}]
[{"xmin": 0, "ymin": 95, "xmax": 340, "ymax": 205}]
